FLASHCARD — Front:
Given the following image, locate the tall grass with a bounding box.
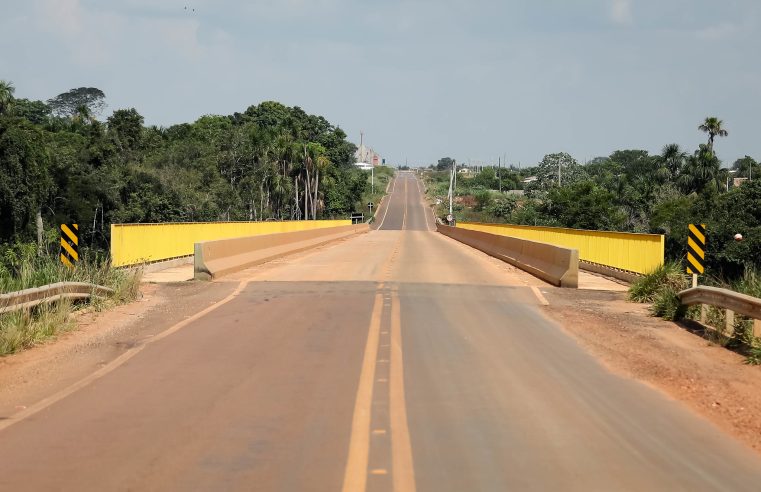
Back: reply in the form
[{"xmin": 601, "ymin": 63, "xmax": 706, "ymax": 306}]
[
  {"xmin": 0, "ymin": 241, "xmax": 142, "ymax": 355},
  {"xmin": 629, "ymin": 262, "xmax": 761, "ymax": 362},
  {"xmin": 629, "ymin": 262, "xmax": 688, "ymax": 302}
]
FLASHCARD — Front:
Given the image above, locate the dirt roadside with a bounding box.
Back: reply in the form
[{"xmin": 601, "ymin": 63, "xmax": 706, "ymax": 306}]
[{"xmin": 541, "ymin": 286, "xmax": 761, "ymax": 454}]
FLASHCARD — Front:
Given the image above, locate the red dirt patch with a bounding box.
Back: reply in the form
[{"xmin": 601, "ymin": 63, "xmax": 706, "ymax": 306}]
[{"xmin": 542, "ymin": 288, "xmax": 761, "ymax": 454}]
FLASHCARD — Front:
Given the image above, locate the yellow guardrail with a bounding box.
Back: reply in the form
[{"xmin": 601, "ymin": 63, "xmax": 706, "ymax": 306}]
[
  {"xmin": 457, "ymin": 222, "xmax": 664, "ymax": 275},
  {"xmin": 111, "ymin": 220, "xmax": 351, "ymax": 267}
]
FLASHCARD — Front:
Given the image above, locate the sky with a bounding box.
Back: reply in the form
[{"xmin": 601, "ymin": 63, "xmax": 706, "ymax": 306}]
[{"xmin": 1, "ymin": 0, "xmax": 760, "ymax": 167}]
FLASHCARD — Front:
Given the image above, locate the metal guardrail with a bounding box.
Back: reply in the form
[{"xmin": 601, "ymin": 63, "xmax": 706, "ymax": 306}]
[
  {"xmin": 678, "ymin": 286, "xmax": 761, "ymax": 338},
  {"xmin": 0, "ymin": 282, "xmax": 115, "ymax": 315}
]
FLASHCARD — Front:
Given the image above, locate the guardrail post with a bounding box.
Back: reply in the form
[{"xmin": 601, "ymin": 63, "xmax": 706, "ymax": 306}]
[
  {"xmin": 724, "ymin": 309, "xmax": 734, "ymax": 336},
  {"xmin": 754, "ymin": 319, "xmax": 761, "ymax": 340},
  {"xmin": 700, "ymin": 304, "xmax": 707, "ymax": 324}
]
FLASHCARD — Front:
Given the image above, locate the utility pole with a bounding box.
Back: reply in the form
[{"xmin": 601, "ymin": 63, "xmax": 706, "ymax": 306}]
[
  {"xmin": 453, "ymin": 159, "xmax": 457, "ymax": 194},
  {"xmin": 498, "ymin": 156, "xmax": 502, "ymax": 193},
  {"xmin": 448, "ymin": 160, "xmax": 455, "ymax": 217}
]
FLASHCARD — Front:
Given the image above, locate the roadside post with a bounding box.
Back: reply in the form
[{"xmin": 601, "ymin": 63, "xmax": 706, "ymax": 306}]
[
  {"xmin": 60, "ymin": 223, "xmax": 79, "ymax": 269},
  {"xmin": 351, "ymin": 213, "xmax": 364, "ymax": 224},
  {"xmin": 687, "ymin": 223, "xmax": 707, "ymax": 321}
]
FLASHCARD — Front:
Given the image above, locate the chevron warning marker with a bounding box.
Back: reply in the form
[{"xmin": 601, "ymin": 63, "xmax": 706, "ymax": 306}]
[
  {"xmin": 60, "ymin": 224, "xmax": 79, "ymax": 268},
  {"xmin": 686, "ymin": 223, "xmax": 706, "ymax": 275}
]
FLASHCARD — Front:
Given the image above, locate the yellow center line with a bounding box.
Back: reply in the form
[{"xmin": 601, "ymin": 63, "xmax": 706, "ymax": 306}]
[
  {"xmin": 341, "ymin": 292, "xmax": 384, "ymax": 492},
  {"xmin": 390, "ymin": 290, "xmax": 416, "ymax": 492},
  {"xmin": 402, "ymin": 179, "xmax": 408, "ymax": 230}
]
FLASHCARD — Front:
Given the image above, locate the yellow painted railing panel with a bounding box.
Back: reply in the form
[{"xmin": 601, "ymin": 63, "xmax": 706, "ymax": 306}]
[
  {"xmin": 458, "ymin": 222, "xmax": 664, "ymax": 275},
  {"xmin": 111, "ymin": 220, "xmax": 351, "ymax": 267}
]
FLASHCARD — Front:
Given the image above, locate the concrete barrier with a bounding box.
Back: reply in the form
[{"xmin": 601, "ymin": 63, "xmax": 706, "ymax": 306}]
[
  {"xmin": 437, "ymin": 224, "xmax": 579, "ymax": 288},
  {"xmin": 580, "ymin": 261, "xmax": 641, "ymax": 284},
  {"xmin": 194, "ymin": 224, "xmax": 369, "ymax": 280}
]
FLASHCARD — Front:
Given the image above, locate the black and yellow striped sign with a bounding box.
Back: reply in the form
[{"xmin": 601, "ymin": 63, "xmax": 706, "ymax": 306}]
[
  {"xmin": 687, "ymin": 223, "xmax": 706, "ymax": 275},
  {"xmin": 60, "ymin": 224, "xmax": 79, "ymax": 268}
]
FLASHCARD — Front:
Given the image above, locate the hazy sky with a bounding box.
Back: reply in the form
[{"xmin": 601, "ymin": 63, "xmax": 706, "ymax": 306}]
[{"xmin": 2, "ymin": 0, "xmax": 760, "ymax": 167}]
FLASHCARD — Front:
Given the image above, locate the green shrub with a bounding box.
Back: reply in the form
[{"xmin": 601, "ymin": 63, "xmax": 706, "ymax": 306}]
[
  {"xmin": 487, "ymin": 196, "xmax": 517, "ymax": 219},
  {"xmin": 746, "ymin": 347, "xmax": 761, "ymax": 365},
  {"xmin": 629, "ymin": 261, "xmax": 687, "ymax": 303},
  {"xmin": 651, "ymin": 285, "xmax": 687, "ymax": 320},
  {"xmin": 732, "ymin": 268, "xmax": 761, "ymax": 298},
  {"xmin": 473, "ymin": 190, "xmax": 492, "ymax": 212}
]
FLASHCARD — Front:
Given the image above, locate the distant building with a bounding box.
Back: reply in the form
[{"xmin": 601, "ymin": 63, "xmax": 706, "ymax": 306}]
[
  {"xmin": 522, "ymin": 176, "xmax": 538, "ymax": 184},
  {"xmin": 354, "ymin": 131, "xmax": 382, "ymax": 167}
]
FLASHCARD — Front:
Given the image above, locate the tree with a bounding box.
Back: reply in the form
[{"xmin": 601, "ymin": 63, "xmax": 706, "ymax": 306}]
[
  {"xmin": 0, "ymin": 80, "xmax": 15, "ymax": 115},
  {"xmin": 532, "ymin": 152, "xmax": 586, "ymax": 191},
  {"xmin": 487, "ymin": 195, "xmax": 517, "ymax": 218},
  {"xmin": 13, "ymin": 98, "xmax": 51, "ymax": 125},
  {"xmin": 679, "ymin": 144, "xmax": 722, "ymax": 193},
  {"xmin": 540, "ymin": 181, "xmax": 626, "ymax": 230},
  {"xmin": 0, "ymin": 118, "xmax": 52, "ymax": 241},
  {"xmin": 47, "ymin": 87, "xmax": 106, "ymax": 119},
  {"xmin": 436, "ymin": 157, "xmax": 455, "ymax": 171},
  {"xmin": 732, "ymin": 156, "xmax": 758, "ymax": 179},
  {"xmin": 471, "ymin": 167, "xmax": 499, "ymax": 189},
  {"xmin": 657, "ymin": 144, "xmax": 687, "ymax": 181},
  {"xmin": 107, "ymin": 108, "xmax": 144, "ymax": 153},
  {"xmin": 698, "ymin": 117, "xmax": 728, "ymax": 155}
]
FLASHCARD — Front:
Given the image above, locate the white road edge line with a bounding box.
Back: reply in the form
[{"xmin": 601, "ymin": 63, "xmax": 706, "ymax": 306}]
[
  {"xmin": 531, "ymin": 286, "xmax": 550, "ymax": 306},
  {"xmin": 0, "ymin": 279, "xmax": 252, "ymax": 434},
  {"xmin": 377, "ymin": 175, "xmax": 397, "ymax": 231}
]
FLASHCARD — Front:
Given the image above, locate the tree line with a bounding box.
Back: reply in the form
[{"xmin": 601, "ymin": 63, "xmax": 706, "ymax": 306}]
[
  {"xmin": 430, "ymin": 117, "xmax": 761, "ymax": 279},
  {"xmin": 0, "ymin": 80, "xmax": 371, "ymax": 252}
]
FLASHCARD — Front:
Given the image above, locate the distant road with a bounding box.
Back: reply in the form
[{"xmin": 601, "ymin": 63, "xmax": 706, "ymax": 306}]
[{"xmin": 1, "ymin": 171, "xmax": 760, "ymax": 491}]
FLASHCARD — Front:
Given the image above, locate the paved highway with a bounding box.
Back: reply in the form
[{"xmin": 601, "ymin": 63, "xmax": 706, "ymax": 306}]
[{"xmin": 1, "ymin": 172, "xmax": 761, "ymax": 491}]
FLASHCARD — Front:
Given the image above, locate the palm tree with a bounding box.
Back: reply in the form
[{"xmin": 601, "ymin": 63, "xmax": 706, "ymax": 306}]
[
  {"xmin": 679, "ymin": 144, "xmax": 722, "ymax": 193},
  {"xmin": 0, "ymin": 80, "xmax": 15, "ymax": 115},
  {"xmin": 698, "ymin": 117, "xmax": 728, "ymax": 155},
  {"xmin": 657, "ymin": 143, "xmax": 687, "ymax": 181}
]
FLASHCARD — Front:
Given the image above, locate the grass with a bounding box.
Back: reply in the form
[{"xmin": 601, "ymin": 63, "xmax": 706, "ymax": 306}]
[
  {"xmin": 360, "ymin": 166, "xmax": 395, "ymax": 221},
  {"xmin": 0, "ymin": 241, "xmax": 142, "ymax": 356},
  {"xmin": 628, "ymin": 262, "xmax": 688, "ymax": 304},
  {"xmin": 629, "ymin": 262, "xmax": 761, "ymax": 363},
  {"xmin": 0, "ymin": 300, "xmax": 75, "ymax": 355}
]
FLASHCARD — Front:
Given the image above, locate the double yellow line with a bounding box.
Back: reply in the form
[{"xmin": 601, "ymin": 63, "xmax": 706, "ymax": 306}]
[
  {"xmin": 342, "ymin": 289, "xmax": 415, "ymax": 492},
  {"xmin": 342, "ymin": 233, "xmax": 415, "ymax": 491}
]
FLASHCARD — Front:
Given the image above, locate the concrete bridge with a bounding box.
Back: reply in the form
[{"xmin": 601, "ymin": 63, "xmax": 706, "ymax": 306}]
[{"xmin": 1, "ymin": 172, "xmax": 761, "ymax": 491}]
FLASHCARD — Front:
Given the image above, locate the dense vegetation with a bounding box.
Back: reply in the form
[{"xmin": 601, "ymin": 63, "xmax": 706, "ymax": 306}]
[
  {"xmin": 426, "ymin": 119, "xmax": 761, "ymax": 280},
  {"xmin": 0, "ymin": 79, "xmax": 382, "ymax": 351},
  {"xmin": 0, "ymin": 80, "xmax": 373, "ymax": 256}
]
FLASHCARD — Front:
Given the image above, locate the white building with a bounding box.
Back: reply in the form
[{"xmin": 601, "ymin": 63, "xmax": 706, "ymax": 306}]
[{"xmin": 354, "ymin": 131, "xmax": 382, "ymax": 167}]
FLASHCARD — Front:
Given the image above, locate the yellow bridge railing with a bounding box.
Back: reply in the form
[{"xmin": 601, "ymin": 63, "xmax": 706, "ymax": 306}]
[
  {"xmin": 111, "ymin": 220, "xmax": 351, "ymax": 267},
  {"xmin": 457, "ymin": 222, "xmax": 664, "ymax": 275}
]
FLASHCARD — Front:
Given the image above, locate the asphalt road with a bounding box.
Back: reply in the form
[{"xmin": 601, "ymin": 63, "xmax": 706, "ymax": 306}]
[{"xmin": 1, "ymin": 172, "xmax": 761, "ymax": 491}]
